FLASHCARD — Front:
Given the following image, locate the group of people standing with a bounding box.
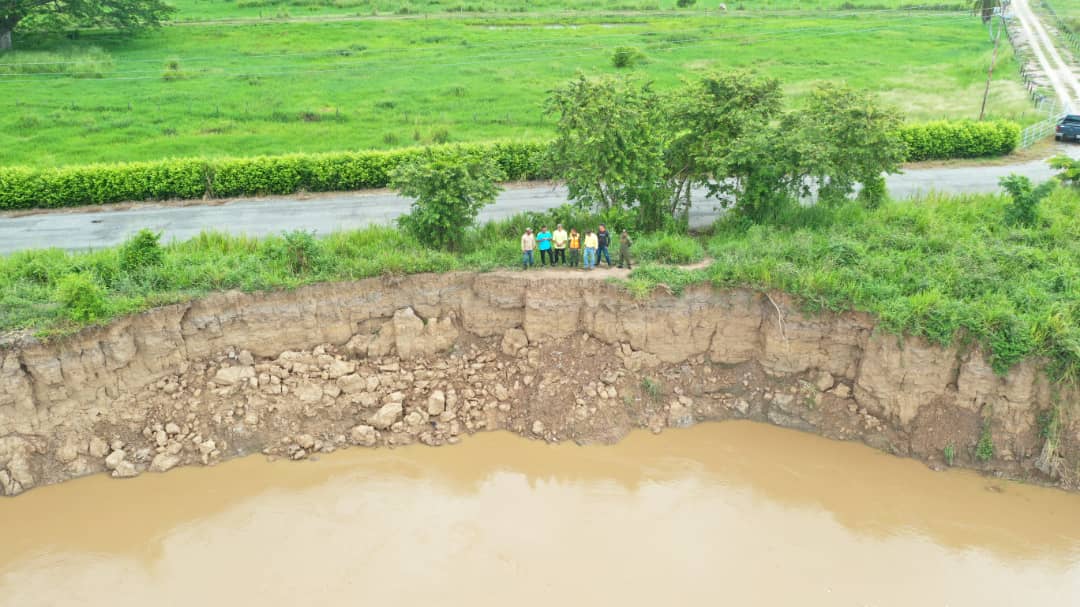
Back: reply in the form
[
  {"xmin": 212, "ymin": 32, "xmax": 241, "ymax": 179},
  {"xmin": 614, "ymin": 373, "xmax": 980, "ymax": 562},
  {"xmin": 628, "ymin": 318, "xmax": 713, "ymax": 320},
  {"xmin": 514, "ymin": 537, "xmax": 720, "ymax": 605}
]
[{"xmin": 520, "ymin": 223, "xmax": 632, "ymax": 270}]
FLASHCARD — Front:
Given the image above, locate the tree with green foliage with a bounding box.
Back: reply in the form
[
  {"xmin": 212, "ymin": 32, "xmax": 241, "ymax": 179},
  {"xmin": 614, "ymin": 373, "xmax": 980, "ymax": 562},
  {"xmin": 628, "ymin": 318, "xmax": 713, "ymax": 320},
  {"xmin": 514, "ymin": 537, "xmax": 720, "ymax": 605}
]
[
  {"xmin": 972, "ymin": 0, "xmax": 1000, "ymax": 25},
  {"xmin": 545, "ymin": 74, "xmax": 670, "ymax": 231},
  {"xmin": 663, "ymin": 71, "xmax": 783, "ymax": 220},
  {"xmin": 390, "ymin": 150, "xmax": 503, "ymax": 251},
  {"xmin": 798, "ymin": 83, "xmax": 905, "ymax": 208},
  {"xmin": 999, "ymin": 174, "xmax": 1055, "ymax": 227},
  {"xmin": 1, "ymin": 0, "xmax": 174, "ymax": 51},
  {"xmin": 704, "ymin": 117, "xmax": 809, "ymax": 222},
  {"xmin": 696, "ymin": 80, "xmax": 904, "ymax": 220},
  {"xmin": 548, "ymin": 71, "xmax": 909, "ymax": 224}
]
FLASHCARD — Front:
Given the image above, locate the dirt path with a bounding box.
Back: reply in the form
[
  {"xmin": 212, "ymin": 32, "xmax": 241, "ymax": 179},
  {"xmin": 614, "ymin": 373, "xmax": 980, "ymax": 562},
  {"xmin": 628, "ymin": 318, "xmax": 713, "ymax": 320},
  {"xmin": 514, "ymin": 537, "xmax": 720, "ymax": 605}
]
[
  {"xmin": 1011, "ymin": 0, "xmax": 1080, "ymax": 109},
  {"xmin": 492, "ymin": 257, "xmax": 711, "ymax": 281}
]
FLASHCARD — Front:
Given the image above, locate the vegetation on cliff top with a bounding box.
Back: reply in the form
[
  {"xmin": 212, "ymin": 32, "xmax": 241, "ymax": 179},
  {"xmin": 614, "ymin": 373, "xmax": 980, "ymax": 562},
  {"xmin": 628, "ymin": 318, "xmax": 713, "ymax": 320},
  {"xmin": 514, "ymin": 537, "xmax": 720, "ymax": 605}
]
[{"xmin": 2, "ymin": 186, "xmax": 1078, "ymax": 382}]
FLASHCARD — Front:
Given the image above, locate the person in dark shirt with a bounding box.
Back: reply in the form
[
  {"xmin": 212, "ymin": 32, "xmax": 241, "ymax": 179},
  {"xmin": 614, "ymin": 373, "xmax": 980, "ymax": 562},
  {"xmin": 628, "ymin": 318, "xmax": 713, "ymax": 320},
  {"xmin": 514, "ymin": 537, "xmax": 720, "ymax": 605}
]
[{"xmin": 596, "ymin": 224, "xmax": 612, "ymax": 267}]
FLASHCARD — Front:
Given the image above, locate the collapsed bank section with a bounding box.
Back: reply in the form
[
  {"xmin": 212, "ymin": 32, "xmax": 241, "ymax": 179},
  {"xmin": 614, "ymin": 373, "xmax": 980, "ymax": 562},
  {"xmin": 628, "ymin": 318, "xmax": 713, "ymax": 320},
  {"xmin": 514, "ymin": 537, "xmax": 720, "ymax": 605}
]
[{"xmin": 0, "ymin": 272, "xmax": 1075, "ymax": 496}]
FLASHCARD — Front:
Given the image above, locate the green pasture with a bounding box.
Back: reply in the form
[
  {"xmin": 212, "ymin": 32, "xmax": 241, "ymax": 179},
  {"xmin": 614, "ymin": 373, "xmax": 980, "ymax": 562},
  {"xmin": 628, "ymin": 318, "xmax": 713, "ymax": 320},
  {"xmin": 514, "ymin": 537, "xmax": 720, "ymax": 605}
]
[
  {"xmin": 1, "ymin": 11, "xmax": 1032, "ymax": 167},
  {"xmin": 164, "ymin": 0, "xmax": 968, "ymax": 22}
]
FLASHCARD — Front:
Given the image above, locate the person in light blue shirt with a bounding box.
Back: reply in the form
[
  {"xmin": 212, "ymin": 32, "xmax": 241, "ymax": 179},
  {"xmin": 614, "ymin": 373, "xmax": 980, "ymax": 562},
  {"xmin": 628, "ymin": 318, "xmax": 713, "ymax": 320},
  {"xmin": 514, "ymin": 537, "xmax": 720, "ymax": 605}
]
[{"xmin": 536, "ymin": 226, "xmax": 553, "ymax": 267}]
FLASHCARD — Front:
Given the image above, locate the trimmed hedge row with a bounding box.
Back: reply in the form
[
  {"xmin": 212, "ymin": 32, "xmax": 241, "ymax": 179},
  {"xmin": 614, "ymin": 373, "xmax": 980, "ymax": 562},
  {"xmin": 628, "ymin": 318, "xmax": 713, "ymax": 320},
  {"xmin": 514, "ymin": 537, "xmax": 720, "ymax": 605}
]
[
  {"xmin": 0, "ymin": 121, "xmax": 1019, "ymax": 211},
  {"xmin": 0, "ymin": 141, "xmax": 553, "ymax": 211},
  {"xmin": 897, "ymin": 120, "xmax": 1020, "ymax": 162}
]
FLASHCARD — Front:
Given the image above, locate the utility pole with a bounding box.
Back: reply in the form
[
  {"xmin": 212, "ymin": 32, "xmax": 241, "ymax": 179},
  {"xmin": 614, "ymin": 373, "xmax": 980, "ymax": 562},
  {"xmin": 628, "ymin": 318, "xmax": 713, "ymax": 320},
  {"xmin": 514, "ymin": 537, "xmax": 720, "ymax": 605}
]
[{"xmin": 979, "ymin": 16, "xmax": 1003, "ymax": 121}]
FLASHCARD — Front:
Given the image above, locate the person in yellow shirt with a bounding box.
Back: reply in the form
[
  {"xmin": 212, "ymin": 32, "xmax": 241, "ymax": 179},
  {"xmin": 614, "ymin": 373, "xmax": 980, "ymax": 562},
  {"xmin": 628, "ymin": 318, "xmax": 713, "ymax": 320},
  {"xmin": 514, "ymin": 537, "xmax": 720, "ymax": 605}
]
[
  {"xmin": 583, "ymin": 230, "xmax": 599, "ymax": 270},
  {"xmin": 551, "ymin": 224, "xmax": 569, "ymax": 266},
  {"xmin": 568, "ymin": 228, "xmax": 581, "ymax": 268},
  {"xmin": 521, "ymin": 228, "xmax": 536, "ymax": 270}
]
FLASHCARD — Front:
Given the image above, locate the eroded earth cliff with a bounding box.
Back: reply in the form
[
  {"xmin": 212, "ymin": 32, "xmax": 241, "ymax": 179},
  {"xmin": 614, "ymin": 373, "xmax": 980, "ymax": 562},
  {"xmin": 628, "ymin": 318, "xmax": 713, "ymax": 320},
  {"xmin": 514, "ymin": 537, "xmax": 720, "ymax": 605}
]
[{"xmin": 0, "ymin": 272, "xmax": 1076, "ymax": 496}]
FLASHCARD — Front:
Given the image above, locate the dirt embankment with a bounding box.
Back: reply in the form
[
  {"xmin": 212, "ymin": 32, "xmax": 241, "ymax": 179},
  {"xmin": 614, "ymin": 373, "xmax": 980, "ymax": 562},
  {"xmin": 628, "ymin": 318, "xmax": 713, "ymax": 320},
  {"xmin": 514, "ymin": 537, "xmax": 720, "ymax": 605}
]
[{"xmin": 0, "ymin": 272, "xmax": 1076, "ymax": 496}]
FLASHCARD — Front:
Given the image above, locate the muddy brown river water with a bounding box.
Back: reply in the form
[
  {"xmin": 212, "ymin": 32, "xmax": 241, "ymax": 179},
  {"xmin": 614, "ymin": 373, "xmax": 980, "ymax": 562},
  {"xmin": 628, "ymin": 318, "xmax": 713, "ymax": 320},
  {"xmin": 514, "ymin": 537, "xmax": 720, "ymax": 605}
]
[{"xmin": 2, "ymin": 421, "xmax": 1079, "ymax": 606}]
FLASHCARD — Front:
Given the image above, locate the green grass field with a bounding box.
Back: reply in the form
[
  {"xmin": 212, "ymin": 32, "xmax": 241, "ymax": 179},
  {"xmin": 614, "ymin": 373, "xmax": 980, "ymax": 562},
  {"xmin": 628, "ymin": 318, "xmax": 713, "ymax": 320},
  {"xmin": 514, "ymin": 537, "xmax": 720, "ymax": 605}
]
[
  {"xmin": 1, "ymin": 7, "xmax": 1034, "ymax": 167},
  {"xmin": 1042, "ymin": 0, "xmax": 1080, "ymax": 29},
  {"xmin": 164, "ymin": 0, "xmax": 968, "ymax": 22}
]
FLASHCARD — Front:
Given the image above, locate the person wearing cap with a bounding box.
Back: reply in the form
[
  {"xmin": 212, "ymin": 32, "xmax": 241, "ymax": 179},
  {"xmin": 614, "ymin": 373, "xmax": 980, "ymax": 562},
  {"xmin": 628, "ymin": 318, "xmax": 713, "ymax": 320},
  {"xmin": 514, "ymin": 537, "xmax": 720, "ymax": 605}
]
[
  {"xmin": 551, "ymin": 224, "xmax": 569, "ymax": 266},
  {"xmin": 521, "ymin": 228, "xmax": 536, "ymax": 270}
]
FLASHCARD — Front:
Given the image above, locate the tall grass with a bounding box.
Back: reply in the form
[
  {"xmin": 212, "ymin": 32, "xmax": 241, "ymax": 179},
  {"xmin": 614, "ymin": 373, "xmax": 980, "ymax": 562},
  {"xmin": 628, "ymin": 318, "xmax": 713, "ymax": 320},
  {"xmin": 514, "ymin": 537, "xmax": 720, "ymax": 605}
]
[
  {"xmin": 633, "ymin": 233, "xmax": 705, "ymax": 264},
  {"xmin": 0, "ymin": 47, "xmax": 113, "ymax": 78},
  {"xmin": 705, "ymin": 189, "xmax": 1080, "ymax": 381}
]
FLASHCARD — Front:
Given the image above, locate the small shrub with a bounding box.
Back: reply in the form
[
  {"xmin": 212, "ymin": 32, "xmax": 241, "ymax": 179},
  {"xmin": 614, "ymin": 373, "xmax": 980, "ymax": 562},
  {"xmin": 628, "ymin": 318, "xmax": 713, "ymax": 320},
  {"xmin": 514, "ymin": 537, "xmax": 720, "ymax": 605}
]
[
  {"xmin": 975, "ymin": 418, "xmax": 995, "ymax": 462},
  {"xmin": 611, "ymin": 46, "xmax": 647, "ymax": 69},
  {"xmin": 431, "ymin": 128, "xmax": 450, "ymax": 144},
  {"xmin": 162, "ymin": 59, "xmax": 186, "ymax": 81},
  {"xmin": 999, "ymin": 174, "xmax": 1055, "ymax": 227},
  {"xmin": 641, "ymin": 377, "xmax": 663, "ymax": 401},
  {"xmin": 277, "ymin": 230, "xmax": 320, "ymax": 274},
  {"xmin": 56, "ymin": 273, "xmax": 108, "ymax": 323},
  {"xmin": 943, "ymin": 443, "xmax": 955, "ymax": 466},
  {"xmin": 1037, "ymin": 407, "xmax": 1061, "ymax": 441},
  {"xmin": 392, "ymin": 151, "xmax": 503, "ymax": 251},
  {"xmin": 119, "ymin": 229, "xmax": 165, "ymax": 273},
  {"xmin": 676, "ymin": 0, "xmax": 696, "ymax": 6}
]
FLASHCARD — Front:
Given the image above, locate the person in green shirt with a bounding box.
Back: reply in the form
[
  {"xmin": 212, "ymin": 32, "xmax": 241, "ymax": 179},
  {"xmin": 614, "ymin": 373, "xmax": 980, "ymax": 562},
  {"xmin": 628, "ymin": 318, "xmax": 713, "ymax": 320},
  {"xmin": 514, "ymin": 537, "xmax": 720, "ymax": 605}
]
[{"xmin": 618, "ymin": 229, "xmax": 633, "ymax": 270}]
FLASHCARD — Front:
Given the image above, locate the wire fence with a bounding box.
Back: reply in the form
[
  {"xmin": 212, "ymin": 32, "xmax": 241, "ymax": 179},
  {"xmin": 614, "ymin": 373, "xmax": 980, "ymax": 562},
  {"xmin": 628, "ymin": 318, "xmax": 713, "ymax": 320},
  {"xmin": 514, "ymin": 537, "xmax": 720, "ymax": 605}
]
[
  {"xmin": 999, "ymin": 7, "xmax": 1072, "ymax": 146},
  {"xmin": 1039, "ymin": 0, "xmax": 1080, "ymax": 57},
  {"xmin": 1020, "ymin": 108, "xmax": 1068, "ymax": 147},
  {"xmin": 1002, "ymin": 12, "xmax": 1058, "ymax": 106}
]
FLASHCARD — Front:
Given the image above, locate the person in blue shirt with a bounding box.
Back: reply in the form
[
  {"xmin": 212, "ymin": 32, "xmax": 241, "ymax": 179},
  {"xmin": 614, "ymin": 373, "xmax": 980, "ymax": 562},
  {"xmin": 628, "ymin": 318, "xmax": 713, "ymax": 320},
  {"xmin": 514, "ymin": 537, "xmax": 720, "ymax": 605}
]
[{"xmin": 536, "ymin": 226, "xmax": 553, "ymax": 267}]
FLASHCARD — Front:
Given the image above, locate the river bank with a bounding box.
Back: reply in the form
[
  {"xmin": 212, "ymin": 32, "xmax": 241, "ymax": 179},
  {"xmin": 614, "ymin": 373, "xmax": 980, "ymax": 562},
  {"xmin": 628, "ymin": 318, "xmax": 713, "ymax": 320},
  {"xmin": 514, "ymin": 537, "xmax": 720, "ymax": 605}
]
[{"xmin": 0, "ymin": 272, "xmax": 1075, "ymax": 496}]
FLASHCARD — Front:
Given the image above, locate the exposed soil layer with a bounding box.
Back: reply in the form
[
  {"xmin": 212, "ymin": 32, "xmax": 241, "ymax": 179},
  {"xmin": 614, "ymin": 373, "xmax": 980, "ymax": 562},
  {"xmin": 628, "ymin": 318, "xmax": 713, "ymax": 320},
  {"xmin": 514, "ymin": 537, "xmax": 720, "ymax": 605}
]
[{"xmin": 0, "ymin": 272, "xmax": 1077, "ymax": 496}]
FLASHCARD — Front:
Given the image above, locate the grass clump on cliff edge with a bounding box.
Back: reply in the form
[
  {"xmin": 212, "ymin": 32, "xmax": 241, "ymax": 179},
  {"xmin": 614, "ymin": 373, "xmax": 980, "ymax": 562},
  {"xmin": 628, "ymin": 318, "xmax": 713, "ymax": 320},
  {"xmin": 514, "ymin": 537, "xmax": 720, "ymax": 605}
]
[
  {"xmin": 0, "ymin": 203, "xmax": 612, "ymax": 338},
  {"xmin": 633, "ymin": 233, "xmax": 705, "ymax": 265},
  {"xmin": 0, "ymin": 226, "xmax": 463, "ymax": 338},
  {"xmin": 704, "ymin": 188, "xmax": 1080, "ymax": 382}
]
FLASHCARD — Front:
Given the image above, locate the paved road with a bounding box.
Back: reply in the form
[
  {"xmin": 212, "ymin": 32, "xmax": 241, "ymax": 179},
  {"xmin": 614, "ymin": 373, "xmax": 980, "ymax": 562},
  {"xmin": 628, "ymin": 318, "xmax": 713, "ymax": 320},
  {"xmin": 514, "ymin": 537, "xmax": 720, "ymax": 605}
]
[{"xmin": 0, "ymin": 153, "xmax": 1076, "ymax": 255}]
